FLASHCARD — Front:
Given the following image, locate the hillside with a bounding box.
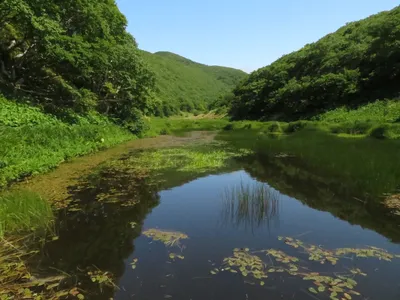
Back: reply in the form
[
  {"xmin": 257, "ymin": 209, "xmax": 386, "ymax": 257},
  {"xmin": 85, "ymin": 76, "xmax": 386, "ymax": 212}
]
[
  {"xmin": 230, "ymin": 6, "xmax": 400, "ymax": 121},
  {"xmin": 140, "ymin": 51, "xmax": 247, "ymax": 116}
]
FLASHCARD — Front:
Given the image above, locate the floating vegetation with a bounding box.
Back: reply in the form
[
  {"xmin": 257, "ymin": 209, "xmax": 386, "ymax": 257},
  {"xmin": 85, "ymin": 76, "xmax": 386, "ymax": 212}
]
[
  {"xmin": 143, "ymin": 228, "xmax": 188, "ymax": 248},
  {"xmin": 0, "ymin": 238, "xmax": 81, "ymax": 299},
  {"xmin": 222, "ymin": 248, "xmax": 268, "ymax": 280},
  {"xmin": 87, "ymin": 269, "xmax": 116, "ymax": 292},
  {"xmin": 385, "ymin": 193, "xmax": 400, "ymax": 215},
  {"xmin": 130, "ymin": 258, "xmax": 138, "ymax": 269},
  {"xmin": 221, "ymin": 181, "xmax": 280, "ymax": 230},
  {"xmin": 169, "ymin": 253, "xmax": 185, "ymax": 261},
  {"xmin": 211, "ymin": 237, "xmax": 400, "ymax": 299},
  {"xmin": 279, "ymin": 236, "xmax": 399, "ymax": 264}
]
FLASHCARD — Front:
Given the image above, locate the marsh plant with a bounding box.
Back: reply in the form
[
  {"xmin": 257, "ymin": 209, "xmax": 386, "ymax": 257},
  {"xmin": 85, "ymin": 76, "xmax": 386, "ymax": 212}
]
[
  {"xmin": 0, "ymin": 190, "xmax": 54, "ymax": 238},
  {"xmin": 221, "ymin": 182, "xmax": 280, "ymax": 230},
  {"xmin": 210, "ymin": 237, "xmax": 400, "ymax": 300}
]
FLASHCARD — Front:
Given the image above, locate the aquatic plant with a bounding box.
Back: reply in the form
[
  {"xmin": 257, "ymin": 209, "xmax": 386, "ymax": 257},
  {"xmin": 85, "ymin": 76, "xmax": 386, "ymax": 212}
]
[
  {"xmin": 211, "ymin": 237, "xmax": 400, "ymax": 299},
  {"xmin": 221, "ymin": 182, "xmax": 280, "ymax": 229},
  {"xmin": 0, "ymin": 238, "xmax": 82, "ymax": 299},
  {"xmin": 279, "ymin": 236, "xmax": 399, "ymax": 263},
  {"xmin": 87, "ymin": 269, "xmax": 116, "ymax": 292},
  {"xmin": 142, "ymin": 228, "xmax": 188, "ymax": 248},
  {"xmin": 0, "ymin": 190, "xmax": 54, "ymax": 238},
  {"xmin": 385, "ymin": 193, "xmax": 400, "ymax": 215},
  {"xmin": 130, "ymin": 258, "xmax": 139, "ymax": 269}
]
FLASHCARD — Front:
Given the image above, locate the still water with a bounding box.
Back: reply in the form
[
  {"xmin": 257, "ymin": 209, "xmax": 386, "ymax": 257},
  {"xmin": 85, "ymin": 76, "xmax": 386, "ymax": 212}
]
[{"xmin": 42, "ymin": 150, "xmax": 400, "ymax": 300}]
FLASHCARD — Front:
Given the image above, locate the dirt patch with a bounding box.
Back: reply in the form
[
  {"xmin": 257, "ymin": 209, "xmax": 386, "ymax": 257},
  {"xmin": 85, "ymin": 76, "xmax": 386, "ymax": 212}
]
[{"xmin": 12, "ymin": 131, "xmax": 216, "ymax": 204}]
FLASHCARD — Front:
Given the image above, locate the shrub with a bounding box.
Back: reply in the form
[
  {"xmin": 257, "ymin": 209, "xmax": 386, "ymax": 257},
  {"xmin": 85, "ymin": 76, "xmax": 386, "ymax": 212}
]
[
  {"xmin": 285, "ymin": 121, "xmax": 308, "ymax": 133},
  {"xmin": 223, "ymin": 123, "xmax": 234, "ymax": 131}
]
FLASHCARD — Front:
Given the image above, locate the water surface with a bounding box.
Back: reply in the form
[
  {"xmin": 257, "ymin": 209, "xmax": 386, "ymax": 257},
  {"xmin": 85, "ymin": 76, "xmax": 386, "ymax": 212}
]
[{"xmin": 42, "ymin": 148, "xmax": 400, "ymax": 300}]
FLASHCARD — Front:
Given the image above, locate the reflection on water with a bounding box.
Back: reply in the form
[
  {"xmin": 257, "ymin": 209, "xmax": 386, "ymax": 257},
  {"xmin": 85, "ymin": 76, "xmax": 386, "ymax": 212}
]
[
  {"xmin": 31, "ymin": 146, "xmax": 400, "ymax": 300},
  {"xmin": 220, "ymin": 181, "xmax": 280, "ymax": 230}
]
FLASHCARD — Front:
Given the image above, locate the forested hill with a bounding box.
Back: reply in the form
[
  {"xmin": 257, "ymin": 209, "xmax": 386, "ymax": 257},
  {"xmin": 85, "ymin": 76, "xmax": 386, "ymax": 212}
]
[
  {"xmin": 140, "ymin": 51, "xmax": 247, "ymax": 116},
  {"xmin": 230, "ymin": 6, "xmax": 400, "ymax": 121}
]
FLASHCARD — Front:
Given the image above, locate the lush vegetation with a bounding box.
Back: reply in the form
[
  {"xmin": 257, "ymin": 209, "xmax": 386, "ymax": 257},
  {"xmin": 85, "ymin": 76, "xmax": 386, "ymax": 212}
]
[
  {"xmin": 230, "ymin": 6, "xmax": 400, "ymax": 121},
  {"xmin": 0, "ymin": 96, "xmax": 133, "ymax": 187},
  {"xmin": 140, "ymin": 51, "xmax": 246, "ymax": 116},
  {"xmin": 0, "ymin": 190, "xmax": 53, "ymax": 237},
  {"xmin": 0, "ymin": 0, "xmax": 158, "ymax": 128}
]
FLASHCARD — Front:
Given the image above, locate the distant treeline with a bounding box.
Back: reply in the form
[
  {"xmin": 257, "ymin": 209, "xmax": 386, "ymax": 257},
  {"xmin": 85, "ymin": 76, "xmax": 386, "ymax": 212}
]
[{"xmin": 229, "ymin": 6, "xmax": 400, "ymax": 121}]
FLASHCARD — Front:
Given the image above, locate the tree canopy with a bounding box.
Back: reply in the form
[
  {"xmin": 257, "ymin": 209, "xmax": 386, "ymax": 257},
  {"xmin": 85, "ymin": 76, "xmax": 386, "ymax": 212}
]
[
  {"xmin": 230, "ymin": 6, "xmax": 400, "ymax": 121},
  {"xmin": 0, "ymin": 0, "xmax": 154, "ymax": 125}
]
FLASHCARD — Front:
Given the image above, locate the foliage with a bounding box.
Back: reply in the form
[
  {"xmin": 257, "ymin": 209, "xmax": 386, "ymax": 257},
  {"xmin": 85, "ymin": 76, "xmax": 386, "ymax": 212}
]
[
  {"xmin": 0, "ymin": 190, "xmax": 53, "ymax": 237},
  {"xmin": 142, "ymin": 229, "xmax": 188, "ymax": 248},
  {"xmin": 230, "ymin": 6, "xmax": 400, "ymax": 121},
  {"xmin": 140, "ymin": 51, "xmax": 246, "ymax": 116},
  {"xmin": 0, "ymin": 97, "xmax": 133, "ymax": 187},
  {"xmin": 315, "ymin": 100, "xmax": 400, "ymax": 123},
  {"xmin": 0, "ymin": 0, "xmax": 155, "ymax": 123}
]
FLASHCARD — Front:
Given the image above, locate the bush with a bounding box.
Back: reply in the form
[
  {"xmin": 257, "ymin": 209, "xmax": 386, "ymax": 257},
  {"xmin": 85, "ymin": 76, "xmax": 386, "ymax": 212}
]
[
  {"xmin": 368, "ymin": 125, "xmax": 388, "ymax": 139},
  {"xmin": 159, "ymin": 128, "xmax": 170, "ymax": 135},
  {"xmin": 223, "ymin": 123, "xmax": 234, "ymax": 131},
  {"xmin": 285, "ymin": 121, "xmax": 308, "ymax": 133}
]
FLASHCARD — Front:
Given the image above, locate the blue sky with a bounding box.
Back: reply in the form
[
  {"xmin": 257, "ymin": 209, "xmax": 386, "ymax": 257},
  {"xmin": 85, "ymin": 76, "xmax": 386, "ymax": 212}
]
[{"xmin": 116, "ymin": 0, "xmax": 398, "ymax": 72}]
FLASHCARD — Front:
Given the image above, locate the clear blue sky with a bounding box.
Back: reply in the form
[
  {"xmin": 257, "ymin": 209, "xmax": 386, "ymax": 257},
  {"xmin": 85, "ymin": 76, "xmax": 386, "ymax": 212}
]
[{"xmin": 116, "ymin": 0, "xmax": 398, "ymax": 73}]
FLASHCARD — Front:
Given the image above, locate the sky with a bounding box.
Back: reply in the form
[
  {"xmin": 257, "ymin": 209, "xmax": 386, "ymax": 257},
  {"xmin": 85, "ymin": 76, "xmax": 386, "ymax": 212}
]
[{"xmin": 116, "ymin": 0, "xmax": 398, "ymax": 73}]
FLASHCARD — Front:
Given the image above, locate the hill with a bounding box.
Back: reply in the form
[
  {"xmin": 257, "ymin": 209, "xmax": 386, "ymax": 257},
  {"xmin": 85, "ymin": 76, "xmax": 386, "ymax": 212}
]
[
  {"xmin": 229, "ymin": 6, "xmax": 400, "ymax": 121},
  {"xmin": 140, "ymin": 51, "xmax": 247, "ymax": 116}
]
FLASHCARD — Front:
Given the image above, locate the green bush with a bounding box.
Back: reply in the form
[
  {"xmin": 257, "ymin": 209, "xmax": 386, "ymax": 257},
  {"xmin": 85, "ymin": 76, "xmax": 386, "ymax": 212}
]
[{"xmin": 285, "ymin": 121, "xmax": 309, "ymax": 133}]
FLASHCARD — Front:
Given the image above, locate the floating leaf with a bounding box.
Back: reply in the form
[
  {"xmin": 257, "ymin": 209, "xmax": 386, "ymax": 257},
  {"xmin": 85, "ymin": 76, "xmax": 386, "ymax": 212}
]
[
  {"xmin": 309, "ymin": 287, "xmax": 318, "ymax": 294},
  {"xmin": 344, "ymin": 293, "xmax": 352, "ymax": 300},
  {"xmin": 260, "ymin": 281, "xmax": 265, "ymax": 286}
]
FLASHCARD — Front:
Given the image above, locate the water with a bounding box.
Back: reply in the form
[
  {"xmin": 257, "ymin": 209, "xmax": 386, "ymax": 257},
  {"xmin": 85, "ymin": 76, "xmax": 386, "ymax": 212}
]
[{"xmin": 39, "ymin": 148, "xmax": 400, "ymax": 300}]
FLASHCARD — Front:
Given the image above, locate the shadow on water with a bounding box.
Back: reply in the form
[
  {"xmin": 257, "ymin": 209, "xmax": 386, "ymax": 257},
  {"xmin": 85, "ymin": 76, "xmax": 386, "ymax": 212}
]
[
  {"xmin": 237, "ymin": 152, "xmax": 400, "ymax": 243},
  {"xmin": 33, "ymin": 162, "xmax": 161, "ymax": 299}
]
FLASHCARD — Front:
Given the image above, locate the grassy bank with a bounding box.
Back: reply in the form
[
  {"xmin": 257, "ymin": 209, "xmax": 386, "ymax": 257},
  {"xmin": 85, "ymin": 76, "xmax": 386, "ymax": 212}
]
[{"xmin": 0, "ymin": 96, "xmax": 134, "ymax": 188}]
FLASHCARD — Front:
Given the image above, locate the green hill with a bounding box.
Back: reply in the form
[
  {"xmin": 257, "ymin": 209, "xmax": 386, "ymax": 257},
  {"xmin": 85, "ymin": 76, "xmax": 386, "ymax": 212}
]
[
  {"xmin": 230, "ymin": 6, "xmax": 400, "ymax": 121},
  {"xmin": 140, "ymin": 51, "xmax": 247, "ymax": 116}
]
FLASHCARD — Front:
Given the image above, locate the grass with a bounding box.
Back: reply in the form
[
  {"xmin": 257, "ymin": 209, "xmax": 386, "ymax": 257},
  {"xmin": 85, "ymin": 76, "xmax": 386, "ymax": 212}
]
[
  {"xmin": 143, "ymin": 117, "xmax": 230, "ymax": 137},
  {"xmin": 0, "ymin": 96, "xmax": 134, "ymax": 187},
  {"xmin": 0, "ymin": 190, "xmax": 54, "ymax": 238},
  {"xmin": 315, "ymin": 100, "xmax": 400, "ymax": 123}
]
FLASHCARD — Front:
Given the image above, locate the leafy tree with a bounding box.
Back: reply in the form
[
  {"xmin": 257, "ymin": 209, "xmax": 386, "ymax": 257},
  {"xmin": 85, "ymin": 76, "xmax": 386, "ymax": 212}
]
[
  {"xmin": 0, "ymin": 0, "xmax": 155, "ymax": 126},
  {"xmin": 230, "ymin": 6, "xmax": 400, "ymax": 121}
]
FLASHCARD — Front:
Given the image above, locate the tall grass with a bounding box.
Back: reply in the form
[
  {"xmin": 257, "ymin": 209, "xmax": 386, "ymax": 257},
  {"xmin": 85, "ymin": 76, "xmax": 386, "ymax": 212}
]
[
  {"xmin": 221, "ymin": 182, "xmax": 280, "ymax": 229},
  {"xmin": 315, "ymin": 100, "xmax": 400, "ymax": 123},
  {"xmin": 0, "ymin": 190, "xmax": 54, "ymax": 237},
  {"xmin": 0, "ymin": 96, "xmax": 134, "ymax": 187}
]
